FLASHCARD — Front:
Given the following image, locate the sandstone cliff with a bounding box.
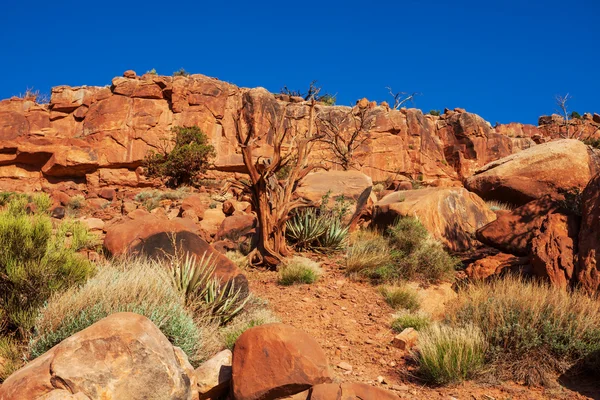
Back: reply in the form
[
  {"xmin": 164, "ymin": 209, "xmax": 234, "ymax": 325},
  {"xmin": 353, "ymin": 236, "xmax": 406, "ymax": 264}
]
[{"xmin": 1, "ymin": 70, "xmax": 598, "ymax": 191}]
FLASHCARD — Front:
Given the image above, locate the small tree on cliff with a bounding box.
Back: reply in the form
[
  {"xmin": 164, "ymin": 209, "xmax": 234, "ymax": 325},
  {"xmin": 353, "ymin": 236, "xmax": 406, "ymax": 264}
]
[
  {"xmin": 315, "ymin": 104, "xmax": 374, "ymax": 170},
  {"xmin": 555, "ymin": 93, "xmax": 585, "ymax": 139},
  {"xmin": 231, "ymin": 98, "xmax": 324, "ymax": 268},
  {"xmin": 144, "ymin": 126, "xmax": 216, "ymax": 187}
]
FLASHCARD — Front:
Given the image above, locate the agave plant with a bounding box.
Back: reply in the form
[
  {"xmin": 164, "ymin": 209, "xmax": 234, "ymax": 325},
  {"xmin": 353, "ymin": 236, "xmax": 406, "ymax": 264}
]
[
  {"xmin": 165, "ymin": 251, "xmax": 249, "ymax": 324},
  {"xmin": 317, "ymin": 217, "xmax": 349, "ymax": 251},
  {"xmin": 286, "ymin": 207, "xmax": 327, "ymax": 250}
]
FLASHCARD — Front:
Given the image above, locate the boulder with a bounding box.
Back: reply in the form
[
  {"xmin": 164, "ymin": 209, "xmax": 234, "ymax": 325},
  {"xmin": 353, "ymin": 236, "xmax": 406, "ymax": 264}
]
[
  {"xmin": 180, "ymin": 195, "xmax": 208, "ymax": 219},
  {"xmin": 232, "ymin": 323, "xmax": 332, "ymax": 400},
  {"xmin": 0, "ymin": 313, "xmax": 196, "ymax": 400},
  {"xmin": 215, "ymin": 214, "xmax": 257, "ymax": 242},
  {"xmin": 476, "ymin": 195, "xmax": 562, "ymax": 256},
  {"xmin": 577, "ymin": 173, "xmax": 600, "ymax": 293},
  {"xmin": 465, "ymin": 139, "xmax": 600, "ymax": 205},
  {"xmin": 392, "ymin": 328, "xmax": 418, "ymax": 351},
  {"xmin": 373, "ymin": 187, "xmax": 495, "ymax": 251},
  {"xmin": 530, "ymin": 213, "xmax": 579, "ymax": 289},
  {"xmin": 311, "ymin": 383, "xmax": 400, "ymax": 400},
  {"xmin": 194, "ymin": 349, "xmax": 232, "ymax": 400},
  {"xmin": 103, "ymin": 214, "xmax": 247, "ymax": 295},
  {"xmin": 199, "ymin": 208, "xmax": 227, "ymax": 237},
  {"xmin": 465, "ymin": 252, "xmax": 530, "ymax": 280}
]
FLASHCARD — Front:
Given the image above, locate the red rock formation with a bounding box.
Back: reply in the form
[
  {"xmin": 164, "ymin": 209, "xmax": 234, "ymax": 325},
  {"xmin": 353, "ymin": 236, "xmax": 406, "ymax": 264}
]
[
  {"xmin": 577, "ymin": 173, "xmax": 600, "ymax": 293},
  {"xmin": 0, "ymin": 71, "xmax": 558, "ymax": 191}
]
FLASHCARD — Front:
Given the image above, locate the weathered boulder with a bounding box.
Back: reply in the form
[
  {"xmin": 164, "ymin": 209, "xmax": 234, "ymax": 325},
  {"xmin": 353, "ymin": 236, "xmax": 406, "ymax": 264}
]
[
  {"xmin": 296, "ymin": 170, "xmax": 373, "ymax": 205},
  {"xmin": 311, "ymin": 383, "xmax": 400, "ymax": 400},
  {"xmin": 103, "ymin": 214, "xmax": 247, "ymax": 295},
  {"xmin": 232, "ymin": 323, "xmax": 332, "ymax": 400},
  {"xmin": 194, "ymin": 349, "xmax": 232, "ymax": 400},
  {"xmin": 465, "ymin": 252, "xmax": 530, "ymax": 280},
  {"xmin": 0, "ymin": 313, "xmax": 196, "ymax": 400},
  {"xmin": 465, "ymin": 139, "xmax": 600, "ymax": 205},
  {"xmin": 530, "ymin": 213, "xmax": 579, "ymax": 289},
  {"xmin": 199, "ymin": 208, "xmax": 227, "ymax": 237},
  {"xmin": 476, "ymin": 196, "xmax": 562, "ymax": 256},
  {"xmin": 373, "ymin": 187, "xmax": 495, "ymax": 251},
  {"xmin": 215, "ymin": 214, "xmax": 257, "ymax": 242},
  {"xmin": 180, "ymin": 195, "xmax": 209, "ymax": 220},
  {"xmin": 577, "ymin": 173, "xmax": 600, "ymax": 293}
]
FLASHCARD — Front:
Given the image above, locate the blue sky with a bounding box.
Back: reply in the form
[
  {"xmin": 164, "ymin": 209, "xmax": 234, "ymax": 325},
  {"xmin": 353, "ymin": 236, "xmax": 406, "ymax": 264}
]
[{"xmin": 1, "ymin": 0, "xmax": 598, "ymax": 124}]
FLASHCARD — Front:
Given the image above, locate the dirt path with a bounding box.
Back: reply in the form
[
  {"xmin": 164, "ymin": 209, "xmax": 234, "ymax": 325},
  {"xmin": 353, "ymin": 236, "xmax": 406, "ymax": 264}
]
[{"xmin": 247, "ymin": 255, "xmax": 593, "ymax": 400}]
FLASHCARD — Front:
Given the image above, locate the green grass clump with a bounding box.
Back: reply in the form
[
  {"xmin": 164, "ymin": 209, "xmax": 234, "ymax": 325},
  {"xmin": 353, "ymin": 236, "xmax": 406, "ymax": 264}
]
[
  {"xmin": 417, "ymin": 323, "xmax": 487, "ymax": 385},
  {"xmin": 346, "ymin": 218, "xmax": 458, "ymax": 283},
  {"xmin": 220, "ymin": 297, "xmax": 279, "ymax": 350},
  {"xmin": 0, "ymin": 337, "xmax": 22, "ymax": 381},
  {"xmin": 278, "ymin": 256, "xmax": 322, "ymax": 286},
  {"xmin": 379, "ymin": 285, "xmax": 420, "ymax": 312},
  {"xmin": 445, "ymin": 276, "xmax": 600, "ymax": 385},
  {"xmin": 30, "ymin": 259, "xmax": 201, "ymax": 363},
  {"xmin": 391, "ymin": 311, "xmax": 431, "ymax": 332}
]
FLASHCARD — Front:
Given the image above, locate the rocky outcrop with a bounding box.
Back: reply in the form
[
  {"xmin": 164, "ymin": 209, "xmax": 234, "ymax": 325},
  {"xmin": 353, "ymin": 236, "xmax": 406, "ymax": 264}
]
[
  {"xmin": 0, "ymin": 72, "xmax": 559, "ymax": 191},
  {"xmin": 465, "ymin": 252, "xmax": 530, "ymax": 280},
  {"xmin": 577, "ymin": 173, "xmax": 600, "ymax": 293},
  {"xmin": 0, "ymin": 313, "xmax": 197, "ymax": 400},
  {"xmin": 311, "ymin": 383, "xmax": 400, "ymax": 400},
  {"xmin": 465, "ymin": 139, "xmax": 600, "ymax": 205},
  {"xmin": 373, "ymin": 187, "xmax": 496, "ymax": 251},
  {"xmin": 232, "ymin": 323, "xmax": 332, "ymax": 400}
]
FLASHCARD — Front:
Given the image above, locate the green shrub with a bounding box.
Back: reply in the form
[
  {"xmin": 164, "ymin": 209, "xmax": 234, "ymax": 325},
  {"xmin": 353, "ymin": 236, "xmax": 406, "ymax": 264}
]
[
  {"xmin": 0, "ymin": 209, "xmax": 94, "ymax": 336},
  {"xmin": 144, "ymin": 126, "xmax": 216, "ymax": 187},
  {"xmin": 134, "ymin": 190, "xmax": 186, "ymax": 211},
  {"xmin": 66, "ymin": 195, "xmax": 85, "ymax": 215},
  {"xmin": 346, "ymin": 230, "xmax": 392, "ymax": 274},
  {"xmin": 417, "ymin": 323, "xmax": 487, "ymax": 385},
  {"xmin": 319, "ymin": 94, "xmax": 336, "ymax": 106},
  {"xmin": 584, "ymin": 138, "xmax": 600, "ymax": 149},
  {"xmin": 429, "ymin": 110, "xmax": 441, "ymax": 116},
  {"xmin": 391, "ymin": 311, "xmax": 431, "ymax": 332},
  {"xmin": 278, "ymin": 256, "xmax": 322, "ymax": 286},
  {"xmin": 30, "ymin": 259, "xmax": 202, "ymax": 363},
  {"xmin": 570, "ymin": 111, "xmax": 581, "ymax": 119},
  {"xmin": 286, "ymin": 205, "xmax": 349, "ymax": 252},
  {"xmin": 173, "ymin": 68, "xmax": 190, "ymax": 77},
  {"xmin": 0, "ymin": 336, "xmax": 22, "ymax": 381},
  {"xmin": 445, "ymin": 276, "xmax": 600, "ymax": 384},
  {"xmin": 379, "ymin": 285, "xmax": 420, "ymax": 311},
  {"xmin": 387, "ymin": 217, "xmax": 429, "ymax": 254}
]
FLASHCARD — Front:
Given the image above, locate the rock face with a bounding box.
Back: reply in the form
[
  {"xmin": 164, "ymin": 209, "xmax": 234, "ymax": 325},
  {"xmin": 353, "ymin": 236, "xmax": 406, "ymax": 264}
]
[
  {"xmin": 476, "ymin": 196, "xmax": 561, "ymax": 256},
  {"xmin": 577, "ymin": 173, "xmax": 600, "ymax": 293},
  {"xmin": 465, "ymin": 139, "xmax": 600, "ymax": 205},
  {"xmin": 465, "ymin": 252, "xmax": 530, "ymax": 280},
  {"xmin": 232, "ymin": 323, "xmax": 332, "ymax": 400},
  {"xmin": 0, "ymin": 72, "xmax": 569, "ymax": 192},
  {"xmin": 530, "ymin": 213, "xmax": 579, "ymax": 289},
  {"xmin": 0, "ymin": 313, "xmax": 196, "ymax": 400},
  {"xmin": 373, "ymin": 187, "xmax": 496, "ymax": 251}
]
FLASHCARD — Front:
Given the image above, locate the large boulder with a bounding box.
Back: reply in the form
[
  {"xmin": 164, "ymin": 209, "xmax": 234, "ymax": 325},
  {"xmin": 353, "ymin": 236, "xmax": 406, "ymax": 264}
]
[
  {"xmin": 0, "ymin": 313, "xmax": 196, "ymax": 400},
  {"xmin": 373, "ymin": 187, "xmax": 495, "ymax": 251},
  {"xmin": 476, "ymin": 195, "xmax": 562, "ymax": 256},
  {"xmin": 465, "ymin": 139, "xmax": 600, "ymax": 205},
  {"xmin": 577, "ymin": 173, "xmax": 600, "ymax": 293},
  {"xmin": 530, "ymin": 213, "xmax": 579, "ymax": 289},
  {"xmin": 232, "ymin": 323, "xmax": 332, "ymax": 400},
  {"xmin": 103, "ymin": 214, "xmax": 248, "ymax": 295}
]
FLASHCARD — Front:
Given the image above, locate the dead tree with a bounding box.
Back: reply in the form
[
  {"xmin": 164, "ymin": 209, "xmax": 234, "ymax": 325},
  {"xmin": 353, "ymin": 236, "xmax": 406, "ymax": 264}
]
[
  {"xmin": 232, "ymin": 98, "xmax": 324, "ymax": 268},
  {"xmin": 316, "ymin": 105, "xmax": 374, "ymax": 170},
  {"xmin": 556, "ymin": 93, "xmax": 584, "ymax": 139},
  {"xmin": 386, "ymin": 87, "xmax": 419, "ymax": 110}
]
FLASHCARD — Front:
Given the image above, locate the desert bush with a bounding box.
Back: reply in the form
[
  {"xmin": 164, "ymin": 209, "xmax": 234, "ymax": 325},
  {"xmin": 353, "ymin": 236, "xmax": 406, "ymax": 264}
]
[
  {"xmin": 391, "ymin": 311, "xmax": 431, "ymax": 332},
  {"xmin": 584, "ymin": 138, "xmax": 600, "ymax": 149},
  {"xmin": 570, "ymin": 111, "xmax": 582, "ymax": 119},
  {"xmin": 387, "ymin": 217, "xmax": 429, "ymax": 254},
  {"xmin": 278, "ymin": 256, "xmax": 322, "ymax": 286},
  {"xmin": 144, "ymin": 126, "xmax": 216, "ymax": 187},
  {"xmin": 485, "ymin": 200, "xmax": 514, "ymax": 212},
  {"xmin": 0, "ymin": 208, "xmax": 94, "ymax": 336},
  {"xmin": 30, "ymin": 259, "xmax": 202, "ymax": 362},
  {"xmin": 134, "ymin": 189, "xmax": 186, "ymax": 211},
  {"xmin": 429, "ymin": 110, "xmax": 441, "ymax": 116},
  {"xmin": 173, "ymin": 68, "xmax": 190, "ymax": 77},
  {"xmin": 417, "ymin": 323, "xmax": 487, "ymax": 385},
  {"xmin": 66, "ymin": 194, "xmax": 85, "ymax": 216},
  {"xmin": 346, "ymin": 230, "xmax": 392, "ymax": 274},
  {"xmin": 225, "ymin": 251, "xmax": 249, "ymax": 269},
  {"xmin": 445, "ymin": 276, "xmax": 600, "ymax": 384},
  {"xmin": 0, "ymin": 336, "xmax": 22, "ymax": 381},
  {"xmin": 379, "ymin": 285, "xmax": 420, "ymax": 312}
]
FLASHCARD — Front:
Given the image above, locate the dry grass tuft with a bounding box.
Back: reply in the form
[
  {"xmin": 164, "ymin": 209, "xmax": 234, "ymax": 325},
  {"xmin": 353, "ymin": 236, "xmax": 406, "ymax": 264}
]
[
  {"xmin": 379, "ymin": 285, "xmax": 420, "ymax": 312},
  {"xmin": 278, "ymin": 256, "xmax": 322, "ymax": 285},
  {"xmin": 345, "ymin": 230, "xmax": 392, "ymax": 274}
]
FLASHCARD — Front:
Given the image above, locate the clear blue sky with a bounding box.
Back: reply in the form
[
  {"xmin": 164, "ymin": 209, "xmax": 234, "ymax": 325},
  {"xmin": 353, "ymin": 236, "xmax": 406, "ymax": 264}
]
[{"xmin": 1, "ymin": 0, "xmax": 598, "ymax": 125}]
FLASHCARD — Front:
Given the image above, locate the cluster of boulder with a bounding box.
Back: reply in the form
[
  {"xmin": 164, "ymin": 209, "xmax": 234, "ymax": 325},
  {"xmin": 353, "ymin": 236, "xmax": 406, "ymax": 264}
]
[
  {"xmin": 461, "ymin": 139, "xmax": 600, "ymax": 291},
  {"xmin": 2, "ymin": 70, "xmax": 599, "ymax": 193},
  {"xmin": 0, "ymin": 314, "xmax": 400, "ymax": 400}
]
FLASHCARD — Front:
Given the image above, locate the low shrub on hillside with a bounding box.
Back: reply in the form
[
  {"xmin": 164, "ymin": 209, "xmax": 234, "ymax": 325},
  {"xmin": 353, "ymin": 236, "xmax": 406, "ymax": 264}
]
[
  {"xmin": 379, "ymin": 285, "xmax": 420, "ymax": 312},
  {"xmin": 346, "ymin": 217, "xmax": 458, "ymax": 283},
  {"xmin": 278, "ymin": 256, "xmax": 322, "ymax": 285},
  {"xmin": 30, "ymin": 259, "xmax": 202, "ymax": 362},
  {"xmin": 134, "ymin": 189, "xmax": 188, "ymax": 211},
  {"xmin": 416, "ymin": 323, "xmax": 487, "ymax": 385},
  {"xmin": 144, "ymin": 126, "xmax": 216, "ymax": 187},
  {"xmin": 445, "ymin": 276, "xmax": 600, "ymax": 385},
  {"xmin": 391, "ymin": 311, "xmax": 431, "ymax": 332}
]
